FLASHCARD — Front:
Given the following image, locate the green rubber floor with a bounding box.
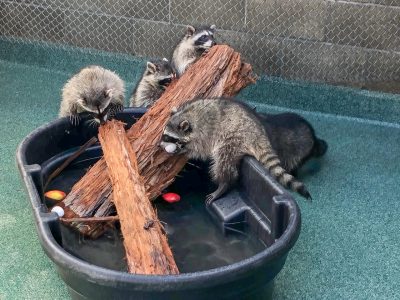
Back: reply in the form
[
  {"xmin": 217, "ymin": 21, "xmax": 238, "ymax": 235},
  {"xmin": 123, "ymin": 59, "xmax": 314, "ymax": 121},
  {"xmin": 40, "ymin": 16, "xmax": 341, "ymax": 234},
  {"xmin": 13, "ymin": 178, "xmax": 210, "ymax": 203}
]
[{"xmin": 1, "ymin": 42, "xmax": 400, "ymax": 299}]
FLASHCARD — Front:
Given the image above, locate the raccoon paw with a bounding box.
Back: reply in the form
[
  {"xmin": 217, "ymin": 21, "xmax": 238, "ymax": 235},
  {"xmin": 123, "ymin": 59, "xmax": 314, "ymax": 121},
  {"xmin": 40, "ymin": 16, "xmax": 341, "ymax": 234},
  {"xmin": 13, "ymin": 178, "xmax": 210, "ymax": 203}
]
[
  {"xmin": 202, "ymin": 48, "xmax": 210, "ymax": 55},
  {"xmin": 205, "ymin": 193, "xmax": 217, "ymax": 206},
  {"xmin": 109, "ymin": 103, "xmax": 124, "ymax": 117},
  {"xmin": 69, "ymin": 114, "xmax": 80, "ymax": 126},
  {"xmin": 115, "ymin": 103, "xmax": 124, "ymax": 112},
  {"xmin": 205, "ymin": 183, "xmax": 229, "ymax": 206}
]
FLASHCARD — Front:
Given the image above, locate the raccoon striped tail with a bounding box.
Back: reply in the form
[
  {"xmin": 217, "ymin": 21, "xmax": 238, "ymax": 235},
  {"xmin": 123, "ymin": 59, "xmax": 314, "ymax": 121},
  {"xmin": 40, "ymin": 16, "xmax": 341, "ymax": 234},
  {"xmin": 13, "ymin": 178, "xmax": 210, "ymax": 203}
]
[{"xmin": 259, "ymin": 153, "xmax": 312, "ymax": 200}]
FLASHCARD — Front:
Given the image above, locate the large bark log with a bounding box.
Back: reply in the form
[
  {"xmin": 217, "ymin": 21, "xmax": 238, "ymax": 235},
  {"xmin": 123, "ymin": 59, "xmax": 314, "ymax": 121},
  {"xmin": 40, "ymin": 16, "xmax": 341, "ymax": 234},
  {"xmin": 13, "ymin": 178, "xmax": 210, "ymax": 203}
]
[
  {"xmin": 98, "ymin": 120, "xmax": 179, "ymax": 275},
  {"xmin": 60, "ymin": 45, "xmax": 256, "ymax": 238}
]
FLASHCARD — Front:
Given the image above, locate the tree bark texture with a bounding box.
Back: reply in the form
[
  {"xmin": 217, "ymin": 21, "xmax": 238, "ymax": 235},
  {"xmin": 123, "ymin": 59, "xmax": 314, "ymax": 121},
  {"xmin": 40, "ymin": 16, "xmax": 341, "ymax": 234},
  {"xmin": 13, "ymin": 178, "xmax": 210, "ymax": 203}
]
[{"xmin": 98, "ymin": 120, "xmax": 179, "ymax": 275}]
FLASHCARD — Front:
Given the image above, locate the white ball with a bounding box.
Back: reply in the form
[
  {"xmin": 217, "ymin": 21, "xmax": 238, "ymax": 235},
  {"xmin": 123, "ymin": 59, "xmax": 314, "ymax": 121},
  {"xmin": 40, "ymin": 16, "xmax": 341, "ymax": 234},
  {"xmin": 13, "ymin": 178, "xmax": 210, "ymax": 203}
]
[
  {"xmin": 51, "ymin": 206, "xmax": 65, "ymax": 217},
  {"xmin": 165, "ymin": 143, "xmax": 177, "ymax": 154}
]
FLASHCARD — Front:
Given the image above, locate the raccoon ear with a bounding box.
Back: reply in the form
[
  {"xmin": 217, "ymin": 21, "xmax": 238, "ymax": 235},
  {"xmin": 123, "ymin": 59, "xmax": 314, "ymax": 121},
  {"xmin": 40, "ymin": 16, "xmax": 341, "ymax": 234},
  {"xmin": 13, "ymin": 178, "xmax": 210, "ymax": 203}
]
[
  {"xmin": 179, "ymin": 120, "xmax": 191, "ymax": 132},
  {"xmin": 210, "ymin": 24, "xmax": 217, "ymax": 32},
  {"xmin": 146, "ymin": 62, "xmax": 157, "ymax": 74},
  {"xmin": 186, "ymin": 25, "xmax": 195, "ymax": 37}
]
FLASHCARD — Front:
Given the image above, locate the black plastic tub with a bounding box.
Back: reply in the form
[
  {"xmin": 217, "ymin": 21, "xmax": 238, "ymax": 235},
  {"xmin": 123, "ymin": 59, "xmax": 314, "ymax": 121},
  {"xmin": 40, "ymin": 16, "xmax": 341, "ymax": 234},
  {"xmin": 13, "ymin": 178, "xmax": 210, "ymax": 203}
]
[{"xmin": 16, "ymin": 108, "xmax": 301, "ymax": 300}]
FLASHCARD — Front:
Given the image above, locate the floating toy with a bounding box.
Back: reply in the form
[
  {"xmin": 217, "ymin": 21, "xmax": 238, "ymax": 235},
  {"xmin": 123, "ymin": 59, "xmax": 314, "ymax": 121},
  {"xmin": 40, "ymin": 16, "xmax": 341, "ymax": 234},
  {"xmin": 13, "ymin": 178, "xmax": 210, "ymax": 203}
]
[
  {"xmin": 164, "ymin": 144, "xmax": 177, "ymax": 153},
  {"xmin": 162, "ymin": 192, "xmax": 181, "ymax": 203},
  {"xmin": 51, "ymin": 206, "xmax": 65, "ymax": 217},
  {"xmin": 44, "ymin": 190, "xmax": 66, "ymax": 201}
]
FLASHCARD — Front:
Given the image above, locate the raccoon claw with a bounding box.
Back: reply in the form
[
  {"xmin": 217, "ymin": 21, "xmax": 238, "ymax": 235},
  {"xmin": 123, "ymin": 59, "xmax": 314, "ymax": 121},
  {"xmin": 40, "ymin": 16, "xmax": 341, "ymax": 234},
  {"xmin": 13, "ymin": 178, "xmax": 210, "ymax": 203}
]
[
  {"xmin": 202, "ymin": 49, "xmax": 211, "ymax": 56},
  {"xmin": 205, "ymin": 193, "xmax": 217, "ymax": 206},
  {"xmin": 205, "ymin": 191, "xmax": 222, "ymax": 206},
  {"xmin": 205, "ymin": 183, "xmax": 229, "ymax": 206},
  {"xmin": 115, "ymin": 103, "xmax": 124, "ymax": 112},
  {"xmin": 109, "ymin": 104, "xmax": 124, "ymax": 117},
  {"xmin": 69, "ymin": 114, "xmax": 80, "ymax": 126}
]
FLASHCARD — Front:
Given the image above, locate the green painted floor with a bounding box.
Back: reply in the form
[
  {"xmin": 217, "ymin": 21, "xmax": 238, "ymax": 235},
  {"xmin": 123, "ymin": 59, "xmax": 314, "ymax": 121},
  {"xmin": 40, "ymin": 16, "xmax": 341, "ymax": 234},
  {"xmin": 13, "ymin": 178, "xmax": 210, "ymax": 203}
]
[{"xmin": 1, "ymin": 43, "xmax": 400, "ymax": 299}]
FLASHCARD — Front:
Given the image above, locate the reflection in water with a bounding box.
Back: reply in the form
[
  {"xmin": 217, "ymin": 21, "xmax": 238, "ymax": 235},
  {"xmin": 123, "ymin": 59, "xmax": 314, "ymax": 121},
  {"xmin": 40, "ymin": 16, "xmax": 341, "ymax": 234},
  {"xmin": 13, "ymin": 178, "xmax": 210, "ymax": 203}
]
[{"xmin": 49, "ymin": 162, "xmax": 265, "ymax": 273}]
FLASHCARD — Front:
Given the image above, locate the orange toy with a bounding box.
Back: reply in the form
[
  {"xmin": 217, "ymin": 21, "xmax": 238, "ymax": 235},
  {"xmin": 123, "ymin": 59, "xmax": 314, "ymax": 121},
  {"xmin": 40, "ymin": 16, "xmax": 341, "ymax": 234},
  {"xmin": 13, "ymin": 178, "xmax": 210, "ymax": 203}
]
[{"xmin": 44, "ymin": 190, "xmax": 66, "ymax": 201}]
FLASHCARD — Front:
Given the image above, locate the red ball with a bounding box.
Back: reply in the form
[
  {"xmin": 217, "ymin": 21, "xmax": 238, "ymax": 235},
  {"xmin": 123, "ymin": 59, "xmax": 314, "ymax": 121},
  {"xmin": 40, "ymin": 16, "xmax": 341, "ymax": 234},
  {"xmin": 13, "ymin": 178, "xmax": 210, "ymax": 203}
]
[{"xmin": 162, "ymin": 192, "xmax": 181, "ymax": 203}]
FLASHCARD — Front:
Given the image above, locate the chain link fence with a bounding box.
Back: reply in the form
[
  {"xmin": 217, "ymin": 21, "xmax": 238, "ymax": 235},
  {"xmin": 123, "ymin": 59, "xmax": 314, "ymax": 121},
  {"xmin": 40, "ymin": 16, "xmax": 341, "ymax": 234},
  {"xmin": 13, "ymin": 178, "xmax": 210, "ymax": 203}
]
[{"xmin": 0, "ymin": 0, "xmax": 399, "ymax": 91}]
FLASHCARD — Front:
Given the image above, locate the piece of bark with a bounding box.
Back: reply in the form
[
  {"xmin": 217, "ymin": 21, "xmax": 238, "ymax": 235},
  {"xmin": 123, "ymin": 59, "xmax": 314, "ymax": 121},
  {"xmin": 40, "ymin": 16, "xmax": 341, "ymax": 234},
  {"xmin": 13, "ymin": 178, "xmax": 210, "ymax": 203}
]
[
  {"xmin": 61, "ymin": 44, "xmax": 256, "ymax": 238},
  {"xmin": 44, "ymin": 136, "xmax": 98, "ymax": 192},
  {"xmin": 60, "ymin": 216, "xmax": 119, "ymax": 223},
  {"xmin": 98, "ymin": 120, "xmax": 178, "ymax": 274}
]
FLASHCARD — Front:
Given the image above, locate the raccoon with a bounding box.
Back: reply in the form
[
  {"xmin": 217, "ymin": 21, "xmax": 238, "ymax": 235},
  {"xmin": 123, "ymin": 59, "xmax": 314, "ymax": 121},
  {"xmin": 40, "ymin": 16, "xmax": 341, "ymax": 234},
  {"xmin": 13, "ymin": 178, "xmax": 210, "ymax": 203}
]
[
  {"xmin": 129, "ymin": 58, "xmax": 175, "ymax": 108},
  {"xmin": 258, "ymin": 112, "xmax": 328, "ymax": 174},
  {"xmin": 59, "ymin": 65, "xmax": 125, "ymax": 125},
  {"xmin": 160, "ymin": 98, "xmax": 311, "ymax": 205},
  {"xmin": 171, "ymin": 24, "xmax": 216, "ymax": 77}
]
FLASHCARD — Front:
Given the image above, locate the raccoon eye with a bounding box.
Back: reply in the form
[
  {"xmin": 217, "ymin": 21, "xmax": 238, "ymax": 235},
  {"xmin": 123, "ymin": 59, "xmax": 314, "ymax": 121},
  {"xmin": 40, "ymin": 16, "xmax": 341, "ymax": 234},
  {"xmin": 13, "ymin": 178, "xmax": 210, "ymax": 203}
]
[{"xmin": 178, "ymin": 120, "xmax": 191, "ymax": 133}]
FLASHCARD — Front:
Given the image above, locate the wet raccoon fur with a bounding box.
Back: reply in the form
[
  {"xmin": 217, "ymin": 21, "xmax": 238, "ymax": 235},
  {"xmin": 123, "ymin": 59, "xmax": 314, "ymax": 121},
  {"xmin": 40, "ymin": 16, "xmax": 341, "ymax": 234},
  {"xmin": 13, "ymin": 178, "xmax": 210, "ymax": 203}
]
[
  {"xmin": 160, "ymin": 98, "xmax": 312, "ymax": 205},
  {"xmin": 129, "ymin": 58, "xmax": 175, "ymax": 108},
  {"xmin": 171, "ymin": 24, "xmax": 216, "ymax": 77},
  {"xmin": 258, "ymin": 112, "xmax": 328, "ymax": 174},
  {"xmin": 59, "ymin": 65, "xmax": 125, "ymax": 125}
]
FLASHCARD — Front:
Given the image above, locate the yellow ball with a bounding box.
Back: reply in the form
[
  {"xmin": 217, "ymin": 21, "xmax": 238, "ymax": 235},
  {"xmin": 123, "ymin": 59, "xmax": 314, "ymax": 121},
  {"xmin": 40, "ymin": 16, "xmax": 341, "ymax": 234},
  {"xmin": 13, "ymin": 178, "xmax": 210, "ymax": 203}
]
[{"xmin": 44, "ymin": 190, "xmax": 66, "ymax": 201}]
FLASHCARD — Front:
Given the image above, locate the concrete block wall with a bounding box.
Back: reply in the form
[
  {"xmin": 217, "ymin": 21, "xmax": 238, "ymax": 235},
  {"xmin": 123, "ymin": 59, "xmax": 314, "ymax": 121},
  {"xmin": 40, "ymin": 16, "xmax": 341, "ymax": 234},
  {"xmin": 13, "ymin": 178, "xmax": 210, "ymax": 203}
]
[{"xmin": 0, "ymin": 0, "xmax": 399, "ymax": 87}]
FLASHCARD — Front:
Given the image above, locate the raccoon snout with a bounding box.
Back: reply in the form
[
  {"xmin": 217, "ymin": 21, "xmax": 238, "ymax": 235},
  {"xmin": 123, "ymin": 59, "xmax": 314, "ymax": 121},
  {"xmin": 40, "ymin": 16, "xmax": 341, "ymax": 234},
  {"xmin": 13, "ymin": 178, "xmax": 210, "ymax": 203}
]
[
  {"xmin": 159, "ymin": 77, "xmax": 172, "ymax": 87},
  {"xmin": 161, "ymin": 134, "xmax": 179, "ymax": 144},
  {"xmin": 204, "ymin": 40, "xmax": 214, "ymax": 48},
  {"xmin": 94, "ymin": 112, "xmax": 108, "ymax": 125}
]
